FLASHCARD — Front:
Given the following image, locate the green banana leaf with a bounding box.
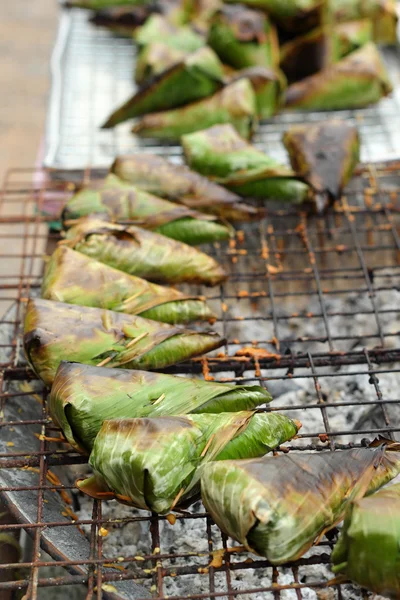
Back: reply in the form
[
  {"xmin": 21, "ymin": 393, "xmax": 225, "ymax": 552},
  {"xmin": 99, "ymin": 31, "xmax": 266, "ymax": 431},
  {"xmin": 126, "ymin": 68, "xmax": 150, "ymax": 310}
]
[
  {"xmin": 332, "ymin": 0, "xmax": 398, "ymax": 45},
  {"xmin": 207, "ymin": 5, "xmax": 279, "ymax": 70},
  {"xmin": 201, "ymin": 439, "xmax": 400, "ymax": 564},
  {"xmin": 77, "ymin": 411, "xmax": 300, "ymax": 513},
  {"xmin": 285, "ymin": 42, "xmax": 393, "ymax": 111},
  {"xmin": 111, "ymin": 153, "xmax": 258, "ymax": 221},
  {"xmin": 24, "ymin": 298, "xmax": 224, "ymax": 386},
  {"xmin": 134, "ymin": 14, "xmax": 205, "ymax": 51},
  {"xmin": 283, "ymin": 119, "xmax": 360, "ymax": 212},
  {"xmin": 103, "ymin": 46, "xmax": 224, "ymax": 128},
  {"xmin": 135, "ymin": 43, "xmax": 188, "ymax": 84},
  {"xmin": 335, "ymin": 19, "xmax": 374, "ymax": 56},
  {"xmin": 62, "ymin": 174, "xmax": 232, "ymax": 245},
  {"xmin": 42, "ymin": 247, "xmax": 216, "ymax": 324},
  {"xmin": 331, "ymin": 483, "xmax": 400, "ymax": 598},
  {"xmin": 182, "ymin": 124, "xmax": 310, "ymax": 202},
  {"xmin": 89, "ymin": 6, "xmax": 154, "ymax": 36},
  {"xmin": 62, "ymin": 217, "xmax": 228, "ymax": 286},
  {"xmin": 50, "ymin": 361, "xmax": 273, "ymax": 452},
  {"xmin": 132, "ymin": 78, "xmax": 257, "ymax": 140},
  {"xmin": 222, "ymin": 0, "xmax": 330, "ymax": 33},
  {"xmin": 230, "ymin": 66, "xmax": 287, "ymax": 119},
  {"xmin": 183, "ymin": 0, "xmax": 222, "ymax": 34}
]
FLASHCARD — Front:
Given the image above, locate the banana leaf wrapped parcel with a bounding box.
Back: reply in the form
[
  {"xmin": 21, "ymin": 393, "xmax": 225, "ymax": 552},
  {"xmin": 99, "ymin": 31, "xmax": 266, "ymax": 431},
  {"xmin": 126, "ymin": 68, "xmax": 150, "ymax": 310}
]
[
  {"xmin": 62, "ymin": 174, "xmax": 232, "ymax": 245},
  {"xmin": 182, "ymin": 124, "xmax": 310, "ymax": 203},
  {"xmin": 62, "ymin": 217, "xmax": 228, "ymax": 285},
  {"xmin": 134, "ymin": 14, "xmax": 205, "ymax": 52},
  {"xmin": 207, "ymin": 5, "xmax": 279, "ymax": 70},
  {"xmin": 285, "ymin": 42, "xmax": 393, "ymax": 111},
  {"xmin": 201, "ymin": 440, "xmax": 400, "ymax": 564},
  {"xmin": 229, "ymin": 66, "xmax": 286, "ymax": 119},
  {"xmin": 331, "ymin": 483, "xmax": 400, "ymax": 598},
  {"xmin": 134, "ymin": 43, "xmax": 188, "ymax": 85},
  {"xmin": 50, "ymin": 361, "xmax": 273, "ymax": 452},
  {"xmin": 332, "ymin": 0, "xmax": 398, "ymax": 45},
  {"xmin": 283, "ymin": 119, "xmax": 360, "ymax": 212},
  {"xmin": 111, "ymin": 153, "xmax": 258, "ymax": 221},
  {"xmin": 103, "ymin": 47, "xmax": 224, "ymax": 128},
  {"xmin": 24, "ymin": 299, "xmax": 224, "ymax": 386},
  {"xmin": 42, "ymin": 247, "xmax": 216, "ymax": 324},
  {"xmin": 132, "ymin": 78, "xmax": 257, "ymax": 140},
  {"xmin": 77, "ymin": 412, "xmax": 300, "ymax": 513}
]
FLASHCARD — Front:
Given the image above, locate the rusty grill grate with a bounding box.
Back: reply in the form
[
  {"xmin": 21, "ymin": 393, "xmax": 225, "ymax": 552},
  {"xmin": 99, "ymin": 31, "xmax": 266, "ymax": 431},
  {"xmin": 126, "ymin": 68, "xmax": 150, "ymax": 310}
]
[{"xmin": 0, "ymin": 162, "xmax": 400, "ymax": 600}]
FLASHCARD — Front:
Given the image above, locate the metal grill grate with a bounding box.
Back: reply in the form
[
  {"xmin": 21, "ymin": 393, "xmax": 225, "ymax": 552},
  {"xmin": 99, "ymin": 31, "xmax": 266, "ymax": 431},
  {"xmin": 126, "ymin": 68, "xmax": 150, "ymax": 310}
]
[
  {"xmin": 0, "ymin": 162, "xmax": 400, "ymax": 599},
  {"xmin": 44, "ymin": 9, "xmax": 400, "ymax": 170}
]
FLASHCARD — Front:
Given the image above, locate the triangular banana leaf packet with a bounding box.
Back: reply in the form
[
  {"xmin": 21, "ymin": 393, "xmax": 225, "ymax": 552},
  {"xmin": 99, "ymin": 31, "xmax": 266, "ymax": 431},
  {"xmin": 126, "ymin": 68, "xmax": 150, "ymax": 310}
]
[
  {"xmin": 76, "ymin": 411, "xmax": 301, "ymax": 513},
  {"xmin": 201, "ymin": 440, "xmax": 400, "ymax": 564},
  {"xmin": 89, "ymin": 6, "xmax": 154, "ymax": 36},
  {"xmin": 283, "ymin": 119, "xmax": 360, "ymax": 212},
  {"xmin": 62, "ymin": 216, "xmax": 228, "ymax": 285},
  {"xmin": 103, "ymin": 46, "xmax": 224, "ymax": 128},
  {"xmin": 132, "ymin": 78, "xmax": 257, "ymax": 140},
  {"xmin": 182, "ymin": 124, "xmax": 310, "ymax": 203},
  {"xmin": 24, "ymin": 298, "xmax": 224, "ymax": 386},
  {"xmin": 285, "ymin": 42, "xmax": 393, "ymax": 111},
  {"xmin": 62, "ymin": 174, "xmax": 233, "ymax": 245},
  {"xmin": 207, "ymin": 5, "xmax": 279, "ymax": 70},
  {"xmin": 42, "ymin": 247, "xmax": 216, "ymax": 324},
  {"xmin": 134, "ymin": 14, "xmax": 205, "ymax": 51},
  {"xmin": 332, "ymin": 0, "xmax": 398, "ymax": 45},
  {"xmin": 331, "ymin": 482, "xmax": 400, "ymax": 598},
  {"xmin": 111, "ymin": 153, "xmax": 258, "ymax": 221},
  {"xmin": 50, "ymin": 361, "xmax": 273, "ymax": 452},
  {"xmin": 227, "ymin": 66, "xmax": 286, "ymax": 119},
  {"xmin": 135, "ymin": 43, "xmax": 188, "ymax": 85}
]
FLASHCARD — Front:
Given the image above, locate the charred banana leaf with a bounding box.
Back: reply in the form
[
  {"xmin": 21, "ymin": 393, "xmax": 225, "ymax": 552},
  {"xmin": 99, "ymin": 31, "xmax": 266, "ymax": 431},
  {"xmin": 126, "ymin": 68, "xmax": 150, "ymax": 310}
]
[
  {"xmin": 89, "ymin": 6, "xmax": 154, "ymax": 36},
  {"xmin": 103, "ymin": 47, "xmax": 224, "ymax": 127},
  {"xmin": 201, "ymin": 440, "xmax": 400, "ymax": 564},
  {"xmin": 283, "ymin": 119, "xmax": 360, "ymax": 212},
  {"xmin": 207, "ymin": 5, "xmax": 279, "ymax": 70},
  {"xmin": 333, "ymin": 0, "xmax": 398, "ymax": 45},
  {"xmin": 77, "ymin": 411, "xmax": 300, "ymax": 512},
  {"xmin": 24, "ymin": 299, "xmax": 224, "ymax": 386},
  {"xmin": 135, "ymin": 43, "xmax": 187, "ymax": 85},
  {"xmin": 50, "ymin": 361, "xmax": 273, "ymax": 452},
  {"xmin": 134, "ymin": 14, "xmax": 205, "ymax": 51},
  {"xmin": 132, "ymin": 78, "xmax": 257, "ymax": 140},
  {"xmin": 229, "ymin": 66, "xmax": 286, "ymax": 119},
  {"xmin": 285, "ymin": 42, "xmax": 393, "ymax": 111},
  {"xmin": 41, "ymin": 247, "xmax": 216, "ymax": 324},
  {"xmin": 331, "ymin": 483, "xmax": 400, "ymax": 598},
  {"xmin": 182, "ymin": 124, "xmax": 310, "ymax": 202},
  {"xmin": 111, "ymin": 153, "xmax": 258, "ymax": 221},
  {"xmin": 62, "ymin": 217, "xmax": 228, "ymax": 286},
  {"xmin": 62, "ymin": 174, "xmax": 232, "ymax": 245}
]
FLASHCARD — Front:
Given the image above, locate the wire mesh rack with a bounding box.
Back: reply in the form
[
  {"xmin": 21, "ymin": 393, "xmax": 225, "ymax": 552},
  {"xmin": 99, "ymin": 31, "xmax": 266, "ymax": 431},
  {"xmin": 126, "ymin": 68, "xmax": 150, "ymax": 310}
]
[
  {"xmin": 0, "ymin": 161, "xmax": 400, "ymax": 599},
  {"xmin": 44, "ymin": 8, "xmax": 400, "ymax": 170}
]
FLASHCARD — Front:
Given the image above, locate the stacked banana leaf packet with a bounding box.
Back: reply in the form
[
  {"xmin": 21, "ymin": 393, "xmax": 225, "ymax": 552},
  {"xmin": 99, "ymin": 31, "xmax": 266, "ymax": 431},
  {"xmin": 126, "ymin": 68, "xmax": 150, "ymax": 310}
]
[{"xmin": 32, "ymin": 1, "xmax": 400, "ymax": 598}]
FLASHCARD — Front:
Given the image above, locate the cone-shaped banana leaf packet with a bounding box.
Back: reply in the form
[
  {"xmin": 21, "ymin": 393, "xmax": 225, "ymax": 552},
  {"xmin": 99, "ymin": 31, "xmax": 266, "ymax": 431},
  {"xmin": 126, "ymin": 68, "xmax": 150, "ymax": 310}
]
[
  {"xmin": 333, "ymin": 0, "xmax": 398, "ymax": 45},
  {"xmin": 207, "ymin": 5, "xmax": 279, "ymax": 70},
  {"xmin": 201, "ymin": 439, "xmax": 400, "ymax": 564},
  {"xmin": 182, "ymin": 124, "xmax": 310, "ymax": 203},
  {"xmin": 62, "ymin": 217, "xmax": 228, "ymax": 285},
  {"xmin": 331, "ymin": 483, "xmax": 400, "ymax": 598},
  {"xmin": 132, "ymin": 78, "xmax": 257, "ymax": 140},
  {"xmin": 227, "ymin": 66, "xmax": 286, "ymax": 119},
  {"xmin": 24, "ymin": 299, "xmax": 224, "ymax": 386},
  {"xmin": 50, "ymin": 361, "xmax": 273, "ymax": 452},
  {"xmin": 103, "ymin": 47, "xmax": 224, "ymax": 128},
  {"xmin": 42, "ymin": 247, "xmax": 216, "ymax": 324},
  {"xmin": 285, "ymin": 42, "xmax": 393, "ymax": 111},
  {"xmin": 135, "ymin": 43, "xmax": 188, "ymax": 85},
  {"xmin": 134, "ymin": 14, "xmax": 205, "ymax": 51},
  {"xmin": 223, "ymin": 0, "xmax": 330, "ymax": 33},
  {"xmin": 62, "ymin": 174, "xmax": 233, "ymax": 245},
  {"xmin": 283, "ymin": 119, "xmax": 360, "ymax": 212},
  {"xmin": 89, "ymin": 6, "xmax": 154, "ymax": 36},
  {"xmin": 112, "ymin": 153, "xmax": 258, "ymax": 221},
  {"xmin": 77, "ymin": 411, "xmax": 300, "ymax": 513}
]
